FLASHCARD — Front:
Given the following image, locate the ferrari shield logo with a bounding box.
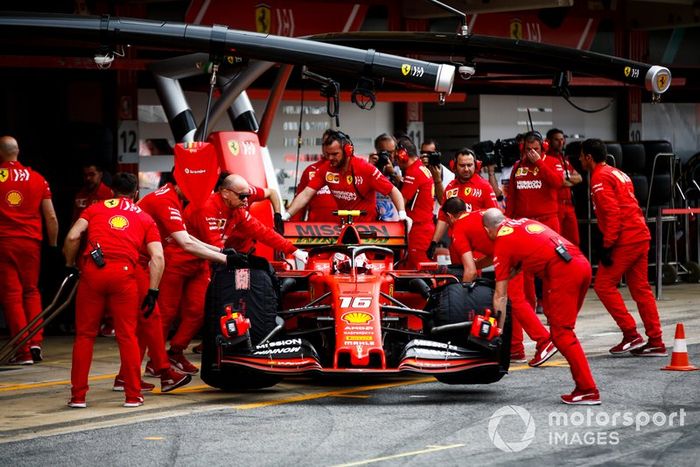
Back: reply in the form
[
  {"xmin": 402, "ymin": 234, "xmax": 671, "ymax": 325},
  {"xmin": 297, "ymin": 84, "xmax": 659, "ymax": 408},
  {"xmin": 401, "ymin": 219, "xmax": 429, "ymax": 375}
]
[
  {"xmin": 0, "ymin": 168, "xmax": 7, "ymax": 183},
  {"xmin": 401, "ymin": 64, "xmax": 411, "ymax": 76},
  {"xmin": 526, "ymin": 224, "xmax": 545, "ymax": 234},
  {"xmin": 228, "ymin": 140, "xmax": 240, "ymax": 156},
  {"xmin": 346, "ymin": 175, "xmax": 353, "ymax": 184},
  {"xmin": 109, "ymin": 215, "xmax": 129, "ymax": 230},
  {"xmin": 255, "ymin": 4, "xmax": 271, "ymax": 34},
  {"xmin": 497, "ymin": 226, "xmax": 513, "ymax": 237},
  {"xmin": 510, "ymin": 18, "xmax": 522, "ymax": 40},
  {"xmin": 657, "ymin": 73, "xmax": 668, "ymax": 92},
  {"xmin": 103, "ymin": 198, "xmax": 119, "ymax": 208},
  {"xmin": 624, "ymin": 66, "xmax": 631, "ymax": 77}
]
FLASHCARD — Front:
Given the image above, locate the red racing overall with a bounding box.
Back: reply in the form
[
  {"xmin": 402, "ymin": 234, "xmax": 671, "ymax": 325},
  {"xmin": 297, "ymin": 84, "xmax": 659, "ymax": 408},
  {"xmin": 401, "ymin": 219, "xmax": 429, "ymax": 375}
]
[
  {"xmin": 493, "ymin": 218, "xmax": 596, "ymax": 392},
  {"xmin": 401, "ymin": 160, "xmax": 435, "ymax": 268},
  {"xmin": 590, "ymin": 163, "xmax": 663, "ymax": 345}
]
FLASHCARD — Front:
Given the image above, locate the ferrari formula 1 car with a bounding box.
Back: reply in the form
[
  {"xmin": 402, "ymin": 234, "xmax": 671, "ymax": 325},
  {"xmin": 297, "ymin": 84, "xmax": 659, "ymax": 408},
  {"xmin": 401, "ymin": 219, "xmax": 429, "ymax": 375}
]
[{"xmin": 201, "ymin": 213, "xmax": 511, "ymax": 391}]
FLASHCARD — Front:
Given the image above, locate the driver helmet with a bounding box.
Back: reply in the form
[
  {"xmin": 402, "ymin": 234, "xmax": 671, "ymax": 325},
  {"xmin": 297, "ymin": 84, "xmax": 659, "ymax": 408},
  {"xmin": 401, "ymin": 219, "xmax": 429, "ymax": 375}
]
[{"xmin": 333, "ymin": 252, "xmax": 352, "ymax": 274}]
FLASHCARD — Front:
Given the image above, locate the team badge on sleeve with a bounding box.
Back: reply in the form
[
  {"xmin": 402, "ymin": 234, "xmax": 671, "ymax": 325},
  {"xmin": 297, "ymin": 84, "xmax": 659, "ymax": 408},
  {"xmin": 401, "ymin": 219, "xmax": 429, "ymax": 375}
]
[{"xmin": 525, "ymin": 224, "xmax": 545, "ymax": 234}]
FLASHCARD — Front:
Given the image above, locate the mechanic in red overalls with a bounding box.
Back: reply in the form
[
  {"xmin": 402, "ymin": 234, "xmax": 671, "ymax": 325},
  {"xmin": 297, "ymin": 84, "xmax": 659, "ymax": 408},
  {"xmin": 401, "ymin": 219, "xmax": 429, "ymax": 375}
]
[
  {"xmin": 546, "ymin": 129, "xmax": 582, "ymax": 245},
  {"xmin": 484, "ymin": 208, "xmax": 599, "ymax": 405},
  {"xmin": 579, "ymin": 139, "xmax": 666, "ymax": 356},
  {"xmin": 63, "ymin": 173, "xmax": 162, "ymax": 408},
  {"xmin": 136, "ymin": 176, "xmax": 230, "ymax": 383},
  {"xmin": 72, "ymin": 163, "xmax": 113, "ymax": 221},
  {"xmin": 225, "ymin": 180, "xmax": 286, "ymax": 253},
  {"xmin": 395, "ymin": 136, "xmax": 435, "ymax": 269},
  {"xmin": 427, "ymin": 148, "xmax": 498, "ymax": 260},
  {"xmin": 282, "ymin": 130, "xmax": 408, "ymax": 225},
  {"xmin": 290, "ymin": 132, "xmax": 338, "ymax": 222},
  {"xmin": 442, "ymin": 198, "xmax": 557, "ymax": 367},
  {"xmin": 0, "ymin": 136, "xmax": 59, "ymax": 365},
  {"xmin": 506, "ymin": 131, "xmax": 565, "ymax": 320}
]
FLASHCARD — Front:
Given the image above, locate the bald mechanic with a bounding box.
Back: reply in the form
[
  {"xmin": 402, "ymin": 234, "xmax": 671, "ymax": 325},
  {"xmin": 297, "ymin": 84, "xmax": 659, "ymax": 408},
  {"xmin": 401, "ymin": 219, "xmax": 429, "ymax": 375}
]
[
  {"xmin": 0, "ymin": 135, "xmax": 59, "ymax": 365},
  {"xmin": 579, "ymin": 139, "xmax": 665, "ymax": 356},
  {"xmin": 483, "ymin": 208, "xmax": 599, "ymax": 405},
  {"xmin": 442, "ymin": 198, "xmax": 557, "ymax": 367},
  {"xmin": 282, "ymin": 130, "xmax": 409, "ymax": 226}
]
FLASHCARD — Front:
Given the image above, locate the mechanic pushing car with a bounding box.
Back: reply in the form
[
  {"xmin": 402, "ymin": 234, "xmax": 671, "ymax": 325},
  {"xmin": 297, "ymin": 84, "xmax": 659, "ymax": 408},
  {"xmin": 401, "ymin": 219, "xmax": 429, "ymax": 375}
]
[
  {"xmin": 483, "ymin": 208, "xmax": 600, "ymax": 405},
  {"xmin": 441, "ymin": 198, "xmax": 557, "ymax": 367},
  {"xmin": 281, "ymin": 130, "xmax": 410, "ymax": 226},
  {"xmin": 579, "ymin": 139, "xmax": 666, "ymax": 357}
]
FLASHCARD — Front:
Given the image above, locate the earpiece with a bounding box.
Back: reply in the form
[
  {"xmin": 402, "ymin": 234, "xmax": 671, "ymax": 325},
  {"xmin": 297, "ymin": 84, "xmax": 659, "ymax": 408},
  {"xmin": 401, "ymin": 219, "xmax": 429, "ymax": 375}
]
[
  {"xmin": 335, "ymin": 130, "xmax": 354, "ymax": 158},
  {"xmin": 395, "ymin": 142, "xmax": 409, "ymax": 164}
]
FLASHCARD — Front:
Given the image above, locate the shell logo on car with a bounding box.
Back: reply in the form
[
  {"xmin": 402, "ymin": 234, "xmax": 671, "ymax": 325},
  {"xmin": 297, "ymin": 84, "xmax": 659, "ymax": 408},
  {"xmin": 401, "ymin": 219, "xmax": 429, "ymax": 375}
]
[
  {"xmin": 342, "ymin": 312, "xmax": 373, "ymax": 325},
  {"xmin": 109, "ymin": 215, "xmax": 129, "ymax": 230}
]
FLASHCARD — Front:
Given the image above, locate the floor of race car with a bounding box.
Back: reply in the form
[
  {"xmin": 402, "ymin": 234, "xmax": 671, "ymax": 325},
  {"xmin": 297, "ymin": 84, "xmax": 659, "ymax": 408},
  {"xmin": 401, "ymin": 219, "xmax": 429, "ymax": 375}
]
[{"xmin": 1, "ymin": 284, "xmax": 699, "ymax": 465}]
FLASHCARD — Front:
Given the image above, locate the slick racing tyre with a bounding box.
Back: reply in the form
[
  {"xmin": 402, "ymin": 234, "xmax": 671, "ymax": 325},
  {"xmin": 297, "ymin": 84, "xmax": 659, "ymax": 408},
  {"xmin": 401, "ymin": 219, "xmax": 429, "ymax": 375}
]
[{"xmin": 433, "ymin": 282, "xmax": 494, "ymax": 326}]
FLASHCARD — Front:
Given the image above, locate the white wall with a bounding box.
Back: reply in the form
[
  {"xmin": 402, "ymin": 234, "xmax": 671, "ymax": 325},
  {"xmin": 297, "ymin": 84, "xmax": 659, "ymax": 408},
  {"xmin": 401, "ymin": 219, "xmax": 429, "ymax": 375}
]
[
  {"xmin": 479, "ymin": 95, "xmax": 617, "ymax": 142},
  {"xmin": 642, "ymin": 103, "xmax": 700, "ymax": 163}
]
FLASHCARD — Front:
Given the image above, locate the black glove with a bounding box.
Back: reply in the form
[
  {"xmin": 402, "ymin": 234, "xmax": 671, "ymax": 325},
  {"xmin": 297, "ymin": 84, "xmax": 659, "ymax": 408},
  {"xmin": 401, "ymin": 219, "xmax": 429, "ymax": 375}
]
[
  {"xmin": 226, "ymin": 252, "xmax": 249, "ymax": 269},
  {"xmin": 426, "ymin": 241, "xmax": 438, "ymax": 260},
  {"xmin": 599, "ymin": 247, "xmax": 613, "ymax": 267},
  {"xmin": 274, "ymin": 212, "xmax": 284, "ymax": 234},
  {"xmin": 65, "ymin": 265, "xmax": 80, "ymax": 278},
  {"xmin": 141, "ymin": 288, "xmax": 159, "ymax": 319}
]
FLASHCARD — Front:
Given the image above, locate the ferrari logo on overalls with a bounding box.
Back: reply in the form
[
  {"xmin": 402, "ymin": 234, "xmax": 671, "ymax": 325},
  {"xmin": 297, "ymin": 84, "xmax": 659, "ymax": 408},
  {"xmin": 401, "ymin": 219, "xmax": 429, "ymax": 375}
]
[
  {"xmin": 463, "ymin": 187, "xmax": 472, "ymax": 196},
  {"xmin": 401, "ymin": 64, "xmax": 411, "ymax": 76},
  {"xmin": 255, "ymin": 3, "xmax": 271, "ymax": 34},
  {"xmin": 109, "ymin": 215, "xmax": 129, "ymax": 230},
  {"xmin": 526, "ymin": 224, "xmax": 545, "ymax": 234},
  {"xmin": 104, "ymin": 198, "xmax": 119, "ymax": 208},
  {"xmin": 0, "ymin": 168, "xmax": 7, "ymax": 183},
  {"xmin": 346, "ymin": 175, "xmax": 353, "ymax": 184},
  {"xmin": 228, "ymin": 140, "xmax": 240, "ymax": 156},
  {"xmin": 497, "ymin": 226, "xmax": 514, "ymax": 237}
]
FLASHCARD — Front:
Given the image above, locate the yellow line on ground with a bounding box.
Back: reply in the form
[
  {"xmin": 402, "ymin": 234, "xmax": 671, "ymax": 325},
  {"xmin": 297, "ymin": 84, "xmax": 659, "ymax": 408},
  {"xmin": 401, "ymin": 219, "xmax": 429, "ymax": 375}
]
[
  {"xmin": 332, "ymin": 444, "xmax": 466, "ymax": 467},
  {"xmin": 143, "ymin": 437, "xmax": 164, "ymax": 441},
  {"xmin": 0, "ymin": 374, "xmax": 115, "ymax": 392},
  {"xmin": 333, "ymin": 394, "xmax": 370, "ymax": 399},
  {"xmin": 233, "ymin": 377, "xmax": 435, "ymax": 410}
]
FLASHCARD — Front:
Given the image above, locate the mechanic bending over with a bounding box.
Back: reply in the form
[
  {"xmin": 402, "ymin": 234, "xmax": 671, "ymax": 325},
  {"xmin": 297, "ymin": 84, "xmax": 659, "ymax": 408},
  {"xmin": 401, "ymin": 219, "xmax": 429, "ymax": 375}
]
[
  {"xmin": 483, "ymin": 208, "xmax": 599, "ymax": 405},
  {"xmin": 282, "ymin": 130, "xmax": 410, "ymax": 227},
  {"xmin": 579, "ymin": 139, "xmax": 666, "ymax": 357},
  {"xmin": 441, "ymin": 198, "xmax": 557, "ymax": 368}
]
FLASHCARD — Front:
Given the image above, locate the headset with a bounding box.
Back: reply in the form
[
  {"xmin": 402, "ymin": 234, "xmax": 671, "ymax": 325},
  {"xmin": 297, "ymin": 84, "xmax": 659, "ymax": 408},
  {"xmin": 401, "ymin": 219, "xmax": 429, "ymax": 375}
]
[
  {"xmin": 334, "ymin": 130, "xmax": 354, "ymax": 158},
  {"xmin": 395, "ymin": 142, "xmax": 409, "ymax": 164},
  {"xmin": 519, "ymin": 131, "xmax": 549, "ymax": 154}
]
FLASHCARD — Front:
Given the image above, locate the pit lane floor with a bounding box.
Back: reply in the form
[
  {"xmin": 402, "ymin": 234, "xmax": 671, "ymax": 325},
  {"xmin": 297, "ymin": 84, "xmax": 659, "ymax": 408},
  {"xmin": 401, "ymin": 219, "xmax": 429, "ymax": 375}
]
[{"xmin": 1, "ymin": 284, "xmax": 699, "ymax": 466}]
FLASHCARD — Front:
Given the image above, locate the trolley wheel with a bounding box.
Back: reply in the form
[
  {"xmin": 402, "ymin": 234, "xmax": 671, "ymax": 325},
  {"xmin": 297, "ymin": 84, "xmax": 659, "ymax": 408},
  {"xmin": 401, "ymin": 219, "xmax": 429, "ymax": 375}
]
[
  {"xmin": 682, "ymin": 262, "xmax": 700, "ymax": 283},
  {"xmin": 662, "ymin": 264, "xmax": 677, "ymax": 285}
]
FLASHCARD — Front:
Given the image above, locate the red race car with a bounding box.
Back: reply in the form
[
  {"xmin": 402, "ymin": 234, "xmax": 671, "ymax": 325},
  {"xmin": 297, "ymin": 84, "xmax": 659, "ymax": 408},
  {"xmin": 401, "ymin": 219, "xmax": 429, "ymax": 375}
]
[{"xmin": 201, "ymin": 212, "xmax": 511, "ymax": 391}]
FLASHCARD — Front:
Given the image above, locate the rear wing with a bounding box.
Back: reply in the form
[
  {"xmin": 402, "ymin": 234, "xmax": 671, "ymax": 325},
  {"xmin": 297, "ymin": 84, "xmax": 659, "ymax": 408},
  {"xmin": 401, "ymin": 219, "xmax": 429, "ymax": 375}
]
[{"xmin": 283, "ymin": 222, "xmax": 407, "ymax": 248}]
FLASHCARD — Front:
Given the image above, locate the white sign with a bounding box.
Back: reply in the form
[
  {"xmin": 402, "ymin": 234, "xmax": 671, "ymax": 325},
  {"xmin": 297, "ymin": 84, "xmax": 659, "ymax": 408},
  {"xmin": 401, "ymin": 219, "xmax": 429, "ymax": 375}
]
[{"xmin": 118, "ymin": 120, "xmax": 139, "ymax": 163}]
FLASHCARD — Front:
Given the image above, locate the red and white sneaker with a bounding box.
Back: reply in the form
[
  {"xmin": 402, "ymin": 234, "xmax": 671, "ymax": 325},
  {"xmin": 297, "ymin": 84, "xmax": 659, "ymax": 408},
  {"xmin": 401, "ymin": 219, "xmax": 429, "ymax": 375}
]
[
  {"xmin": 168, "ymin": 350, "xmax": 199, "ymax": 375},
  {"xmin": 144, "ymin": 361, "xmax": 161, "ymax": 378},
  {"xmin": 160, "ymin": 367, "xmax": 192, "ymax": 393},
  {"xmin": 561, "ymin": 388, "xmax": 601, "ymax": 405},
  {"xmin": 113, "ymin": 376, "xmax": 155, "ymax": 392},
  {"xmin": 510, "ymin": 352, "xmax": 527, "ymax": 363},
  {"xmin": 67, "ymin": 398, "xmax": 87, "ymax": 408},
  {"xmin": 630, "ymin": 342, "xmax": 668, "ymax": 357},
  {"xmin": 9, "ymin": 351, "xmax": 34, "ymax": 365},
  {"xmin": 609, "ymin": 335, "xmax": 645, "ymax": 355},
  {"xmin": 529, "ymin": 340, "xmax": 559, "ymax": 367},
  {"xmin": 123, "ymin": 396, "xmax": 144, "ymax": 408}
]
